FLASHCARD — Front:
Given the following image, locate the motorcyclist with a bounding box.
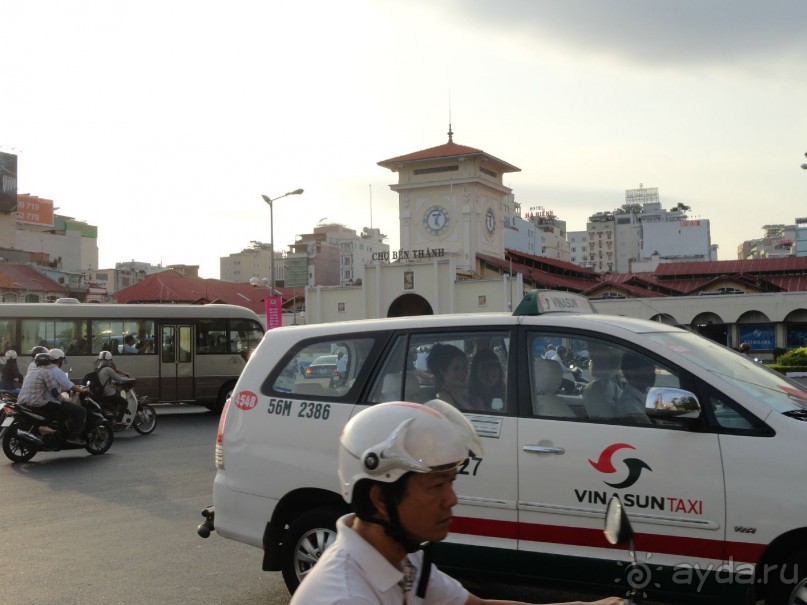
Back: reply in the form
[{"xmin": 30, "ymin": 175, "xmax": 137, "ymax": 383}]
[
  {"xmin": 48, "ymin": 349, "xmax": 89, "ymax": 398},
  {"xmin": 95, "ymin": 351, "xmax": 136, "ymax": 421},
  {"xmin": 27, "ymin": 345, "xmax": 49, "ymax": 374},
  {"xmin": 16, "ymin": 353, "xmax": 87, "ymax": 445},
  {"xmin": 0, "ymin": 350, "xmax": 24, "ymax": 395}
]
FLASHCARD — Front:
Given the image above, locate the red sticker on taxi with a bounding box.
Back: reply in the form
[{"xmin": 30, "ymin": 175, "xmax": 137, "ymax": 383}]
[{"xmin": 233, "ymin": 391, "xmax": 259, "ymax": 411}]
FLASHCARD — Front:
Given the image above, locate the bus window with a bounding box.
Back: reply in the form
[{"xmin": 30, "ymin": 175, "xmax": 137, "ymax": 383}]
[
  {"xmin": 91, "ymin": 320, "xmax": 155, "ymax": 354},
  {"xmin": 0, "ymin": 319, "xmax": 18, "ymax": 353},
  {"xmin": 21, "ymin": 318, "xmax": 89, "ymax": 354}
]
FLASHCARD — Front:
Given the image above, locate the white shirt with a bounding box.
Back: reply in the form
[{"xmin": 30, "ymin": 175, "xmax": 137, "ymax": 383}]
[{"xmin": 290, "ymin": 514, "xmax": 468, "ymax": 605}]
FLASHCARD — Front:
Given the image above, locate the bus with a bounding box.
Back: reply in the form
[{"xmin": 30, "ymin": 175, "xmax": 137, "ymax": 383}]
[{"xmin": 0, "ymin": 301, "xmax": 265, "ymax": 412}]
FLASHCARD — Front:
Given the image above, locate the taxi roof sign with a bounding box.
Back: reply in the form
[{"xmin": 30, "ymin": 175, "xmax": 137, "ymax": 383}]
[{"xmin": 513, "ymin": 290, "xmax": 596, "ymax": 316}]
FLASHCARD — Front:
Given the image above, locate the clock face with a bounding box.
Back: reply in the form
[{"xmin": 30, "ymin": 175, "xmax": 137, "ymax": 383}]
[
  {"xmin": 485, "ymin": 207, "xmax": 496, "ymax": 235},
  {"xmin": 423, "ymin": 205, "xmax": 449, "ymax": 235}
]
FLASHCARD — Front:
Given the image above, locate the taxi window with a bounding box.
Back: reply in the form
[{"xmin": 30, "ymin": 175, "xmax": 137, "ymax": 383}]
[
  {"xmin": 271, "ymin": 337, "xmax": 376, "ymax": 398},
  {"xmin": 527, "ymin": 332, "xmax": 683, "ymax": 426},
  {"xmin": 366, "ymin": 331, "xmax": 510, "ymax": 414}
]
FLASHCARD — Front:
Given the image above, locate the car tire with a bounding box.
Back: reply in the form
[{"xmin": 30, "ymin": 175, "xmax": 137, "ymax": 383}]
[
  {"xmin": 766, "ymin": 549, "xmax": 807, "ymax": 605},
  {"xmin": 280, "ymin": 506, "xmax": 341, "ymax": 594}
]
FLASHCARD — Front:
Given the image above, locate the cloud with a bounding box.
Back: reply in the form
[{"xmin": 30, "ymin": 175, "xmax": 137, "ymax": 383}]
[{"xmin": 425, "ymin": 0, "xmax": 807, "ymax": 67}]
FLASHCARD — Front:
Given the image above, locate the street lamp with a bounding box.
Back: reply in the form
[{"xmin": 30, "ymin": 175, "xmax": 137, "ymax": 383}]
[{"xmin": 260, "ymin": 188, "xmax": 303, "ymax": 328}]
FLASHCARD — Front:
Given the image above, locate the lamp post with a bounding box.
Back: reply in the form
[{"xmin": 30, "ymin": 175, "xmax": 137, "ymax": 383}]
[{"xmin": 260, "ymin": 188, "xmax": 303, "ymax": 328}]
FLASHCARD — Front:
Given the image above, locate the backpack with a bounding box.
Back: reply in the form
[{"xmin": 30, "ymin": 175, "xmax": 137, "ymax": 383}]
[{"xmin": 82, "ymin": 371, "xmax": 106, "ymax": 399}]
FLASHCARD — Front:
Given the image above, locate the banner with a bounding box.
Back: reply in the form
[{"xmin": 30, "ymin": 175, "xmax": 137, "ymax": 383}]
[
  {"xmin": 16, "ymin": 194, "xmax": 54, "ymax": 227},
  {"xmin": 0, "ymin": 152, "xmax": 17, "ymax": 214},
  {"xmin": 264, "ymin": 295, "xmax": 283, "ymax": 330}
]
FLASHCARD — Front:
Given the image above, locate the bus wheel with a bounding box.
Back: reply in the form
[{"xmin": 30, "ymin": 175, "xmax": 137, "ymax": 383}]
[{"xmin": 207, "ymin": 382, "xmax": 235, "ymax": 414}]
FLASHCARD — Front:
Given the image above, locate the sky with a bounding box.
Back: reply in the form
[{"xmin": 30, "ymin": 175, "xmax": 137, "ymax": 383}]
[{"xmin": 3, "ymin": 0, "xmax": 807, "ymax": 279}]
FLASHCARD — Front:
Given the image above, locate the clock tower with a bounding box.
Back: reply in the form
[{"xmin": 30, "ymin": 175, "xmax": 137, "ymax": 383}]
[{"xmin": 378, "ymin": 128, "xmax": 520, "ymax": 273}]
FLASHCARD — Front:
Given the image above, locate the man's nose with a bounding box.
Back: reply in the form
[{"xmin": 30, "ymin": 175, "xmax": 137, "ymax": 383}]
[{"xmin": 445, "ymin": 485, "xmax": 458, "ymax": 508}]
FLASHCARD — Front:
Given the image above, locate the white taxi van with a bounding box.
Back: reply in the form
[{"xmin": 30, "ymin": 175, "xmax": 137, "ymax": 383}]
[{"xmin": 200, "ymin": 291, "xmax": 807, "ymax": 604}]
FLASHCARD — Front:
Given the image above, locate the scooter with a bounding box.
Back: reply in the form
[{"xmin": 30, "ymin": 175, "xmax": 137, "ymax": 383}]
[
  {"xmin": 86, "ymin": 377, "xmax": 157, "ymax": 435},
  {"xmin": 0, "ymin": 390, "xmax": 17, "ymax": 439},
  {"xmin": 1, "ymin": 393, "xmax": 114, "ymax": 462},
  {"xmin": 603, "ymin": 494, "xmax": 641, "ymax": 604}
]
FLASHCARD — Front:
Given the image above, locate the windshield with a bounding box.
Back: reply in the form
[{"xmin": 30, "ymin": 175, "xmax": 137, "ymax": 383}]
[{"xmin": 645, "ymin": 331, "xmax": 807, "ymax": 412}]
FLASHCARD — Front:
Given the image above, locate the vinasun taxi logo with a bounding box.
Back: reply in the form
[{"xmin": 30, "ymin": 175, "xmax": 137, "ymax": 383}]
[{"xmin": 578, "ymin": 442, "xmax": 703, "ymax": 515}]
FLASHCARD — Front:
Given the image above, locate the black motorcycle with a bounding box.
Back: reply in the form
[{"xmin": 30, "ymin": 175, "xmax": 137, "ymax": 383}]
[{"xmin": 1, "ymin": 394, "xmax": 114, "ymax": 462}]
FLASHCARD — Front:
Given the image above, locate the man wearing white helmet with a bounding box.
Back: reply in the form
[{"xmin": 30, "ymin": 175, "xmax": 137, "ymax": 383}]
[
  {"xmin": 48, "ymin": 349, "xmax": 88, "ymax": 398},
  {"xmin": 48, "ymin": 348, "xmax": 89, "ymax": 442},
  {"xmin": 290, "ymin": 400, "xmax": 622, "ymax": 605},
  {"xmin": 95, "ymin": 351, "xmax": 136, "ymax": 421}
]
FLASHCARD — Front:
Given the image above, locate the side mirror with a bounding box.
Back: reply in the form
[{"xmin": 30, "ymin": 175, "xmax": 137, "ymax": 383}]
[
  {"xmin": 604, "ymin": 494, "xmax": 633, "ymax": 546},
  {"xmin": 645, "ymin": 387, "xmax": 701, "ymax": 418}
]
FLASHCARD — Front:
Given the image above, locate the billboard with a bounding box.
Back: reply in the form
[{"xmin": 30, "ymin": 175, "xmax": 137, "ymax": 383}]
[
  {"xmin": 16, "ymin": 194, "xmax": 54, "ymax": 227},
  {"xmin": 0, "ymin": 151, "xmax": 17, "ymax": 214}
]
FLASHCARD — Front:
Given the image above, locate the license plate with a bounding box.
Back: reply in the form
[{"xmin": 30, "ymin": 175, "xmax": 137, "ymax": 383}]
[{"xmin": 1, "ymin": 416, "xmax": 12, "ymax": 427}]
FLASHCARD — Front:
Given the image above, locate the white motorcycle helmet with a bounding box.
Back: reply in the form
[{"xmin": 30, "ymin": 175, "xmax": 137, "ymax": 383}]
[
  {"xmin": 338, "ymin": 399, "xmax": 484, "ymax": 504},
  {"xmin": 48, "ymin": 348, "xmax": 67, "ymax": 362},
  {"xmin": 98, "ymin": 351, "xmax": 113, "ymax": 361},
  {"xmin": 4, "ymin": 350, "xmax": 17, "ymax": 360}
]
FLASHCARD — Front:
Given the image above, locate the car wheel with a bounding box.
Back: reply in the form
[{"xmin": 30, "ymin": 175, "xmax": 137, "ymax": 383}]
[
  {"xmin": 280, "ymin": 506, "xmax": 341, "ymax": 594},
  {"xmin": 766, "ymin": 550, "xmax": 807, "ymax": 605}
]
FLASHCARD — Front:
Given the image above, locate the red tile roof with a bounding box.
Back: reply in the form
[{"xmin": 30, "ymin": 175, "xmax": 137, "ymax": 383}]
[
  {"xmin": 478, "ymin": 252, "xmax": 600, "ymax": 292},
  {"xmin": 378, "ymin": 139, "xmax": 521, "ymax": 173},
  {"xmin": 0, "ymin": 264, "xmax": 66, "ymax": 294},
  {"xmin": 113, "ymin": 270, "xmax": 301, "ymax": 315},
  {"xmin": 654, "ymin": 257, "xmax": 807, "ymax": 278}
]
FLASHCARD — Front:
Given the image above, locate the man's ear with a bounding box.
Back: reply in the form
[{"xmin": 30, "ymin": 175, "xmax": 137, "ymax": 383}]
[{"xmin": 368, "ymin": 484, "xmax": 390, "ymax": 521}]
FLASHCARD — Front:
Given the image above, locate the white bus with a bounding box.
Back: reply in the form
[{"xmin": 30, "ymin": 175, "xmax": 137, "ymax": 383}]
[{"xmin": 0, "ymin": 301, "xmax": 265, "ymax": 412}]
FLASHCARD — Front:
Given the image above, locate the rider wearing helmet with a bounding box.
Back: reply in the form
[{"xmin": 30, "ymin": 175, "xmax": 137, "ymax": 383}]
[
  {"xmin": 95, "ymin": 351, "xmax": 135, "ymax": 421},
  {"xmin": 48, "ymin": 348, "xmax": 88, "ymax": 394},
  {"xmin": 290, "ymin": 400, "xmax": 622, "ymax": 605},
  {"xmin": 0, "ymin": 350, "xmax": 24, "ymax": 394},
  {"xmin": 17, "ymin": 353, "xmax": 88, "ymax": 445},
  {"xmin": 27, "ymin": 345, "xmax": 49, "ymax": 374}
]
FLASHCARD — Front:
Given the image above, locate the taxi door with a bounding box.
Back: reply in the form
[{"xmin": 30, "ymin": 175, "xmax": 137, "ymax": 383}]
[
  {"xmin": 368, "ymin": 331, "xmax": 520, "ymax": 575},
  {"xmin": 516, "ymin": 330, "xmax": 727, "ymax": 591}
]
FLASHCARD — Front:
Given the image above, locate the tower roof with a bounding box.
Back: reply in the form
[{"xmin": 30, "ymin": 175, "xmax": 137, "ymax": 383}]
[{"xmin": 378, "ymin": 135, "xmax": 521, "ymax": 173}]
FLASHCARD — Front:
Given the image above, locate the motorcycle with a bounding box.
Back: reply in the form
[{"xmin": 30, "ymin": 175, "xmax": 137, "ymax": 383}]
[
  {"xmin": 603, "ymin": 494, "xmax": 640, "ymax": 604},
  {"xmin": 1, "ymin": 393, "xmax": 114, "ymax": 462},
  {"xmin": 0, "ymin": 390, "xmax": 17, "ymax": 439},
  {"xmin": 103, "ymin": 383, "xmax": 157, "ymax": 435}
]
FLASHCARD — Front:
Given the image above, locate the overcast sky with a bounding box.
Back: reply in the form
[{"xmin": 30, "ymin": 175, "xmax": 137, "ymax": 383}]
[{"xmin": 4, "ymin": 0, "xmax": 806, "ymax": 278}]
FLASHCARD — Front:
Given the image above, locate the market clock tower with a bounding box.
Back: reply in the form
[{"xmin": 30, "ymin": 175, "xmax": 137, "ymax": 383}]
[{"xmin": 378, "ymin": 128, "xmax": 521, "ymax": 273}]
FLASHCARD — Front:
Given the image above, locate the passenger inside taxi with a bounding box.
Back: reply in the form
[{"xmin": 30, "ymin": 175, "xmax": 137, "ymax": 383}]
[
  {"xmin": 467, "ymin": 349, "xmax": 505, "ymax": 412},
  {"xmin": 427, "ymin": 343, "xmax": 470, "ymax": 409},
  {"xmin": 615, "ymin": 353, "xmax": 655, "ymax": 423},
  {"xmin": 582, "ymin": 344, "xmax": 624, "ymax": 419}
]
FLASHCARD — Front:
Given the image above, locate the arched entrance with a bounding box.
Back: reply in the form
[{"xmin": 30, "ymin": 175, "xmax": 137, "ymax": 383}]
[
  {"xmin": 388, "ymin": 294, "xmax": 433, "ymax": 318},
  {"xmin": 691, "ymin": 311, "xmax": 728, "ymax": 346}
]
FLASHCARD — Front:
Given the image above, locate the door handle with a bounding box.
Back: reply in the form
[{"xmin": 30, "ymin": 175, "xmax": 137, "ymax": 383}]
[{"xmin": 523, "ymin": 445, "xmax": 565, "ymax": 455}]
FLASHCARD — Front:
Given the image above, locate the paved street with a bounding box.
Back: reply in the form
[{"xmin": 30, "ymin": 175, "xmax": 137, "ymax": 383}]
[{"xmin": 1, "ymin": 405, "xmax": 670, "ymax": 605}]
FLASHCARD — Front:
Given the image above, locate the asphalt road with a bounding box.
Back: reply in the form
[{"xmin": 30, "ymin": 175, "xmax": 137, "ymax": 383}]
[{"xmin": 0, "ymin": 405, "xmax": 667, "ymax": 605}]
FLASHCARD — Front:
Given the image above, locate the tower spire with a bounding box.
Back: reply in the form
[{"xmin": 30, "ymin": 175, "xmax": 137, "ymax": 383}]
[{"xmin": 448, "ymin": 90, "xmax": 453, "ymax": 142}]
